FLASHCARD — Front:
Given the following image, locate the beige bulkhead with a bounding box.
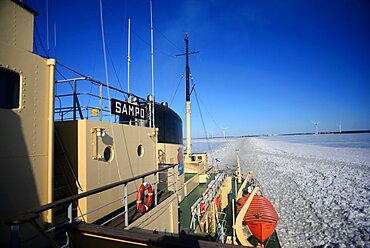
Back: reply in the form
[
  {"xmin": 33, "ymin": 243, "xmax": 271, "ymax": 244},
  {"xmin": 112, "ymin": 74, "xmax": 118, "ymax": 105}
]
[
  {"xmin": 57, "ymin": 120, "xmax": 158, "ymax": 223},
  {"xmin": 0, "ymin": 0, "xmax": 184, "ymax": 241},
  {"xmin": 0, "ymin": 0, "xmax": 54, "ymax": 243},
  {"xmin": 157, "ymin": 143, "xmax": 184, "ymax": 201}
]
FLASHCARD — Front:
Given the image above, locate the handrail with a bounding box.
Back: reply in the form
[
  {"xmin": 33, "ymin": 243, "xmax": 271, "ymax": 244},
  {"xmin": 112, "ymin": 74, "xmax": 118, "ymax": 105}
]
[
  {"xmin": 56, "ymin": 61, "xmax": 143, "ymax": 99},
  {"xmin": 54, "ymin": 63, "xmax": 151, "ymax": 122},
  {"xmin": 5, "ymin": 163, "xmax": 177, "ymax": 226},
  {"xmin": 54, "ymin": 76, "xmax": 151, "ymax": 122},
  {"xmin": 55, "ymin": 77, "xmax": 146, "ymax": 102},
  {"xmin": 237, "ymin": 171, "xmax": 254, "ymax": 199}
]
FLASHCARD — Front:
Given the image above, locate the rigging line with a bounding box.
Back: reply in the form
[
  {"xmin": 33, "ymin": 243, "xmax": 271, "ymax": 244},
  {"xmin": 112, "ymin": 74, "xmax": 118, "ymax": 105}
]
[
  {"xmin": 100, "ymin": 0, "xmax": 123, "ymax": 182},
  {"xmin": 99, "ymin": 2, "xmax": 111, "ymax": 111},
  {"xmin": 57, "ymin": 61, "xmax": 88, "ymax": 78},
  {"xmin": 192, "ymin": 81, "xmax": 223, "ymax": 135},
  {"xmin": 106, "ymin": 46, "xmax": 124, "ymax": 90},
  {"xmin": 86, "ymin": 17, "xmax": 102, "ymax": 108},
  {"xmin": 188, "ymin": 69, "xmax": 222, "ymax": 135},
  {"xmin": 169, "ymin": 69, "xmax": 185, "ymax": 106},
  {"xmin": 33, "ymin": 33, "xmax": 38, "ymax": 54},
  {"xmin": 193, "ymin": 87, "xmax": 213, "ymax": 155},
  {"xmin": 55, "ymin": 67, "xmax": 75, "ymax": 99},
  {"xmin": 128, "ymin": 0, "xmax": 182, "ymax": 52},
  {"xmin": 118, "ymin": 1, "xmax": 128, "ymax": 80},
  {"xmin": 34, "ymin": 19, "xmax": 49, "ymax": 58},
  {"xmin": 190, "ymin": 75, "xmax": 234, "ymax": 164}
]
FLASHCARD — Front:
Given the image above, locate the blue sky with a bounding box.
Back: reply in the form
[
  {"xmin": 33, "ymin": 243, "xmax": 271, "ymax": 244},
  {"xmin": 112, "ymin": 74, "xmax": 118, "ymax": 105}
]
[{"xmin": 28, "ymin": 0, "xmax": 370, "ymax": 137}]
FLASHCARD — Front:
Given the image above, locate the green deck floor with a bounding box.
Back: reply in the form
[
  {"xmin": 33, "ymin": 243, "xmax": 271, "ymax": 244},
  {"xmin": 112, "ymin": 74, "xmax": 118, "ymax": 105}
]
[
  {"xmin": 184, "ymin": 173, "xmax": 197, "ymax": 182},
  {"xmin": 179, "ymin": 174, "xmax": 281, "ymax": 247},
  {"xmin": 179, "ymin": 173, "xmax": 216, "ymax": 230}
]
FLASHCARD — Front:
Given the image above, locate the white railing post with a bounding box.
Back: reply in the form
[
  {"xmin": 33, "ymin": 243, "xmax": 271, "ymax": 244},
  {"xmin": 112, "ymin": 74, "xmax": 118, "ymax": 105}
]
[
  {"xmin": 154, "ymin": 173, "xmax": 158, "ymax": 206},
  {"xmin": 64, "ymin": 203, "xmax": 73, "ymax": 247},
  {"xmin": 124, "ymin": 183, "xmax": 128, "ymax": 227},
  {"xmin": 99, "ymin": 83, "xmax": 103, "ymax": 121},
  {"xmin": 173, "ymin": 168, "xmax": 177, "ymax": 192}
]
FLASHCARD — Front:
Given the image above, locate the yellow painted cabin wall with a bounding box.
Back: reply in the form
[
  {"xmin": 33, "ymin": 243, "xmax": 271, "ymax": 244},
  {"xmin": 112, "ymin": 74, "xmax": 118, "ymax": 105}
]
[
  {"xmin": 0, "ymin": 0, "xmax": 185, "ymax": 242},
  {"xmin": 156, "ymin": 143, "xmax": 184, "ymax": 201},
  {"xmin": 60, "ymin": 120, "xmax": 159, "ymax": 223},
  {"xmin": 0, "ymin": 0, "xmax": 34, "ymax": 52},
  {"xmin": 0, "ymin": 1, "xmax": 52, "ymax": 243}
]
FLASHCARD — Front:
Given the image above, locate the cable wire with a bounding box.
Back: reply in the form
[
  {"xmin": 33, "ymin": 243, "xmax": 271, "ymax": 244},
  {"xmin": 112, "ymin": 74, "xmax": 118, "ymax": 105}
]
[
  {"xmin": 169, "ymin": 69, "xmax": 185, "ymax": 106},
  {"xmin": 193, "ymin": 85, "xmax": 213, "ymax": 155},
  {"xmin": 34, "ymin": 19, "xmax": 49, "ymax": 58}
]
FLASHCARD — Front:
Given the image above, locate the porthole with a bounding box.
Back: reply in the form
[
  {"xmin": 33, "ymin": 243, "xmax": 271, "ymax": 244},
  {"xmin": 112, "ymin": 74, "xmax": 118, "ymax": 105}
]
[
  {"xmin": 137, "ymin": 144, "xmax": 144, "ymax": 157},
  {"xmin": 103, "ymin": 146, "xmax": 114, "ymax": 162}
]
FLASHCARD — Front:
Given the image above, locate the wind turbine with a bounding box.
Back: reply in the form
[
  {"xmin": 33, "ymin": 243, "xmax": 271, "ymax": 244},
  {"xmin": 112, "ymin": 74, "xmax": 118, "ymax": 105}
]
[
  {"xmin": 311, "ymin": 121, "xmax": 320, "ymax": 135},
  {"xmin": 221, "ymin": 127, "xmax": 228, "ymax": 139}
]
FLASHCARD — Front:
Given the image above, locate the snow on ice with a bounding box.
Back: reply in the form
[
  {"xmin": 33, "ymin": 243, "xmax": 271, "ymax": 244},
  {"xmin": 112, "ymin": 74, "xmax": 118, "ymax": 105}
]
[{"xmin": 205, "ymin": 137, "xmax": 370, "ymax": 247}]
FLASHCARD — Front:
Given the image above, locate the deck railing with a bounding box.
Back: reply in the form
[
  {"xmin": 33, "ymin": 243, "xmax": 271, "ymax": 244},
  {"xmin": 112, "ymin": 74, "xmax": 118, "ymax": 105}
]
[
  {"xmin": 54, "ymin": 62, "xmax": 152, "ymax": 124},
  {"xmin": 5, "ymin": 163, "xmax": 178, "ymax": 248}
]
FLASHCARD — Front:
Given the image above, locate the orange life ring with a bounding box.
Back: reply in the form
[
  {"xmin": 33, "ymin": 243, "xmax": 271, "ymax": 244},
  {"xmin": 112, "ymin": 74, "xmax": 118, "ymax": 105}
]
[{"xmin": 136, "ymin": 182, "xmax": 153, "ymax": 213}]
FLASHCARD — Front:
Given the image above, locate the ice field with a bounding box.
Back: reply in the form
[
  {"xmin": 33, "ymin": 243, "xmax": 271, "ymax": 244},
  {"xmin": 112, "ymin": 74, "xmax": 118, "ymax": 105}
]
[{"xmin": 194, "ymin": 134, "xmax": 370, "ymax": 247}]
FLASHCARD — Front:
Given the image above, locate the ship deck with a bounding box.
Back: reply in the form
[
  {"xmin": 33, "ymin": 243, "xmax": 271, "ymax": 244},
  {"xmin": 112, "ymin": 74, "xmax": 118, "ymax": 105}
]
[
  {"xmin": 184, "ymin": 173, "xmax": 197, "ymax": 182},
  {"xmin": 179, "ymin": 173, "xmax": 217, "ymax": 230},
  {"xmin": 95, "ymin": 191, "xmax": 174, "ymax": 229}
]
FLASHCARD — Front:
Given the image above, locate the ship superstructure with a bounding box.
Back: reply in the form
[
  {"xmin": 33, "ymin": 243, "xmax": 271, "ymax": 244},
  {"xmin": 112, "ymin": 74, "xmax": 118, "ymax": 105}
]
[{"xmin": 1, "ymin": 1, "xmax": 280, "ymax": 247}]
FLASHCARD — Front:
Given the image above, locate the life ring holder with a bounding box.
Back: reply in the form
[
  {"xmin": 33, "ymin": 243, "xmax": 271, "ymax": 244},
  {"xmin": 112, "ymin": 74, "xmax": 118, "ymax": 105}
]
[{"xmin": 136, "ymin": 182, "xmax": 153, "ymax": 213}]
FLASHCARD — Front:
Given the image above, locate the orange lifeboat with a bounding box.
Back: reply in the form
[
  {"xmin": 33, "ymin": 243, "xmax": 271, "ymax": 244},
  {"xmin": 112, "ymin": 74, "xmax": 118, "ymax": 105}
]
[{"xmin": 236, "ymin": 193, "xmax": 279, "ymax": 244}]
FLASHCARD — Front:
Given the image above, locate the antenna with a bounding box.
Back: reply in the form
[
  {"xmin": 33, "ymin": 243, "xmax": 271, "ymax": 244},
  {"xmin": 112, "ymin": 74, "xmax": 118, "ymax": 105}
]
[
  {"xmin": 127, "ymin": 19, "xmax": 131, "ymax": 94},
  {"xmin": 53, "ymin": 23, "xmax": 57, "ymax": 48},
  {"xmin": 46, "ymin": 0, "xmax": 49, "ymax": 50},
  {"xmin": 176, "ymin": 34, "xmax": 199, "ymax": 101},
  {"xmin": 149, "ymin": 0, "xmax": 155, "ymax": 128},
  {"xmin": 53, "ymin": 22, "xmax": 57, "ymax": 58},
  {"xmin": 99, "ymin": 0, "xmax": 110, "ymax": 121},
  {"xmin": 311, "ymin": 121, "xmax": 320, "ymax": 135}
]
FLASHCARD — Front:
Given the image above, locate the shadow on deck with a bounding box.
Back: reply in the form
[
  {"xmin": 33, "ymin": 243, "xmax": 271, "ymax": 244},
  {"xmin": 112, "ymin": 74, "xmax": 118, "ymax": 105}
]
[{"xmin": 94, "ymin": 191, "xmax": 173, "ymax": 229}]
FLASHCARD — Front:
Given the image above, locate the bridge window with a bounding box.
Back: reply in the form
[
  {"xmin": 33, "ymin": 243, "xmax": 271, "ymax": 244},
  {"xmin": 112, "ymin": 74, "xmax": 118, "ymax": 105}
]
[{"xmin": 0, "ymin": 68, "xmax": 20, "ymax": 109}]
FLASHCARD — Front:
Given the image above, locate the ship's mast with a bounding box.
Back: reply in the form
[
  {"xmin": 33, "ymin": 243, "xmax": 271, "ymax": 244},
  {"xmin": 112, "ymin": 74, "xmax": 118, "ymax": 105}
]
[
  {"xmin": 127, "ymin": 19, "xmax": 131, "ymax": 94},
  {"xmin": 185, "ymin": 34, "xmax": 190, "ymax": 102},
  {"xmin": 185, "ymin": 34, "xmax": 191, "ymax": 155},
  {"xmin": 177, "ymin": 33, "xmax": 198, "ymax": 156}
]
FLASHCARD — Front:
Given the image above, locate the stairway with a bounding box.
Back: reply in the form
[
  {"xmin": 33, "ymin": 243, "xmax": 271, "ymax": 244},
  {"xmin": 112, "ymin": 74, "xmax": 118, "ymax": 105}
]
[{"xmin": 52, "ymin": 129, "xmax": 79, "ymax": 242}]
